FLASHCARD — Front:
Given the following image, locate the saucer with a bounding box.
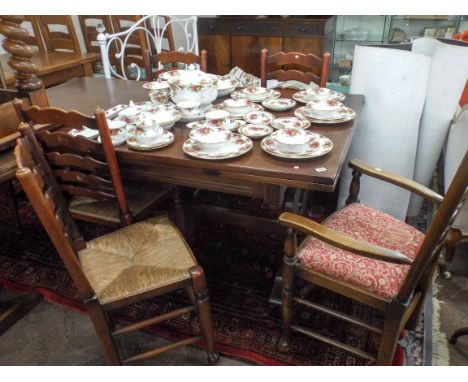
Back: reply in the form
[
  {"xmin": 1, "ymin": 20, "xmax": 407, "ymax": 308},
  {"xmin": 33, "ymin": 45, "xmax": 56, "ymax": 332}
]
[
  {"xmin": 231, "ymin": 89, "xmax": 281, "ymax": 102},
  {"xmin": 294, "ymin": 106, "xmax": 356, "ymax": 124},
  {"xmin": 183, "ymin": 133, "xmax": 253, "ymax": 160},
  {"xmin": 69, "ymin": 126, "xmax": 99, "ymax": 139},
  {"xmin": 244, "ymin": 111, "xmax": 275, "ymax": 125},
  {"xmin": 292, "ymin": 89, "xmax": 346, "ymax": 104},
  {"xmin": 97, "ymin": 134, "xmax": 127, "ymax": 147},
  {"xmin": 207, "ymin": 103, "xmax": 265, "ymax": 119},
  {"xmin": 186, "ymin": 119, "xmax": 247, "ymax": 131},
  {"xmin": 261, "ymin": 98, "xmax": 296, "ymax": 112},
  {"xmin": 271, "ymin": 117, "xmax": 311, "ymax": 130},
  {"xmin": 126, "ymin": 130, "xmax": 174, "ymax": 151},
  {"xmin": 261, "ymin": 132, "xmax": 333, "ymax": 159},
  {"xmin": 238, "ymin": 124, "xmax": 273, "ymax": 139}
]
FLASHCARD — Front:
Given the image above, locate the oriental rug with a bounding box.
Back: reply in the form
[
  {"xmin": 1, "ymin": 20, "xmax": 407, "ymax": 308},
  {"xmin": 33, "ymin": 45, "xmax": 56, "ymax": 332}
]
[{"xmin": 0, "ymin": 187, "xmax": 424, "ymax": 365}]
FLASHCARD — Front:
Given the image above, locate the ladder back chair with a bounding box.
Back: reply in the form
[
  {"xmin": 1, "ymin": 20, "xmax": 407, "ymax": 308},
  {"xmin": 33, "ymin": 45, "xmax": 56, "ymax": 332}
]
[
  {"xmin": 21, "ymin": 16, "xmax": 46, "ymax": 53},
  {"xmin": 14, "ymin": 124, "xmax": 219, "ymax": 365},
  {"xmin": 13, "ymin": 99, "xmax": 174, "ymax": 227},
  {"xmin": 260, "ymin": 48, "xmax": 330, "ymax": 88},
  {"xmin": 36, "ymin": 16, "xmax": 81, "ymax": 53},
  {"xmin": 144, "ymin": 49, "xmax": 208, "ymax": 81},
  {"xmin": 78, "ymin": 16, "xmax": 115, "ymax": 73},
  {"xmin": 277, "ymin": 153, "xmax": 468, "ymax": 365}
]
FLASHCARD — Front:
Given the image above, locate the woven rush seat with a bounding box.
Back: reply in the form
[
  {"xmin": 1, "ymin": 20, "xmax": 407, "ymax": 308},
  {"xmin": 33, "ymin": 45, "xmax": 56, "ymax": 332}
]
[
  {"xmin": 69, "ymin": 183, "xmax": 173, "ymax": 225},
  {"xmin": 79, "ymin": 215, "xmax": 196, "ymax": 304},
  {"xmin": 298, "ymin": 203, "xmax": 425, "ymax": 298},
  {"xmin": 0, "ymin": 150, "xmax": 16, "ymax": 183}
]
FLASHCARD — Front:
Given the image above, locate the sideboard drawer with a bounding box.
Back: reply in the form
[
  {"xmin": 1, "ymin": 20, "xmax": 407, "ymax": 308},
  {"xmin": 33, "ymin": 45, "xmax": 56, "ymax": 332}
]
[
  {"xmin": 288, "ymin": 22, "xmax": 325, "ymax": 37},
  {"xmin": 230, "ymin": 22, "xmax": 284, "ymax": 36},
  {"xmin": 198, "ymin": 20, "xmax": 230, "ymax": 35}
]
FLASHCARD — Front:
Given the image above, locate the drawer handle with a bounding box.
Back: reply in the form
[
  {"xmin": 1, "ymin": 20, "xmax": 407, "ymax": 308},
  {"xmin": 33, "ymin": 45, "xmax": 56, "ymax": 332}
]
[
  {"xmin": 208, "ymin": 25, "xmax": 215, "ymax": 30},
  {"xmin": 270, "ymin": 27, "xmax": 276, "ymax": 32},
  {"xmin": 300, "ymin": 28, "xmax": 307, "ymax": 33},
  {"xmin": 203, "ymin": 168, "xmax": 220, "ymax": 176},
  {"xmin": 236, "ymin": 26, "xmax": 244, "ymax": 31}
]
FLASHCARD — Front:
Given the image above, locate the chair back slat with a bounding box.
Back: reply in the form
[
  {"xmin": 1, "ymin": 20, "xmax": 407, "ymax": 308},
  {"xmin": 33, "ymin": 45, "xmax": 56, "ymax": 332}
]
[
  {"xmin": 15, "ymin": 127, "xmax": 94, "ymax": 299},
  {"xmin": 53, "ymin": 169, "xmax": 113, "ymax": 189},
  {"xmin": 17, "ymin": 105, "xmax": 97, "ymax": 130},
  {"xmin": 37, "ymin": 131, "xmax": 103, "ymax": 158},
  {"xmin": 267, "ymin": 69, "xmax": 320, "ymax": 85},
  {"xmin": 59, "ymin": 184, "xmax": 116, "ymax": 201},
  {"xmin": 398, "ymin": 151, "xmax": 468, "ymax": 302},
  {"xmin": 14, "ymin": 100, "xmax": 133, "ymax": 226},
  {"xmin": 266, "ymin": 51, "xmax": 323, "ymax": 68},
  {"xmin": 78, "ymin": 16, "xmax": 114, "ymax": 55},
  {"xmin": 46, "ymin": 151, "xmax": 108, "ymax": 173}
]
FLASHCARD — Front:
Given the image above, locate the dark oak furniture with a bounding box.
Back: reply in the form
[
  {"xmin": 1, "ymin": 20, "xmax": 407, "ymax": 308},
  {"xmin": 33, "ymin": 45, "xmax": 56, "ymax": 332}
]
[
  {"xmin": 260, "ymin": 49, "xmax": 330, "ymax": 88},
  {"xmin": 15, "ymin": 121, "xmax": 219, "ymax": 365},
  {"xmin": 13, "ymin": 100, "xmax": 174, "ymax": 228},
  {"xmin": 144, "ymin": 49, "xmax": 208, "ymax": 80},
  {"xmin": 198, "ymin": 16, "xmax": 330, "ymax": 76},
  {"xmin": 0, "ymin": 16, "xmax": 98, "ymax": 89},
  {"xmin": 44, "ymin": 77, "xmax": 364, "ymax": 212},
  {"xmin": 277, "ymin": 153, "xmax": 468, "ymax": 365}
]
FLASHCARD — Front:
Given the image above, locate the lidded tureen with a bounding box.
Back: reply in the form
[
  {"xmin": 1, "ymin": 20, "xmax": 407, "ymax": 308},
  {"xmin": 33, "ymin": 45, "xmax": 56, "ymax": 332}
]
[{"xmin": 167, "ymin": 69, "xmax": 218, "ymax": 108}]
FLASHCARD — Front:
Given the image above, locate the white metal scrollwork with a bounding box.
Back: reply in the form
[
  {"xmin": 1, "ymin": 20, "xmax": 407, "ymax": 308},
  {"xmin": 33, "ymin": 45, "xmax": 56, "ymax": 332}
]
[{"xmin": 97, "ymin": 15, "xmax": 199, "ymax": 80}]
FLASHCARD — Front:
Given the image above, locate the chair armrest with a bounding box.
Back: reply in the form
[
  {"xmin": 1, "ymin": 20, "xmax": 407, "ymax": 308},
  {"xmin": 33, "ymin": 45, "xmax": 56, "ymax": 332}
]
[
  {"xmin": 349, "ymin": 159, "xmax": 443, "ymax": 205},
  {"xmin": 278, "ymin": 212, "xmax": 413, "ymax": 265}
]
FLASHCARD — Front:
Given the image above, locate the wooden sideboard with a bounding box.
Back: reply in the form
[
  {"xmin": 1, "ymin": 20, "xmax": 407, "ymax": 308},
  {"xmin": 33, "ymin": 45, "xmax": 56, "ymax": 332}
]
[{"xmin": 198, "ymin": 16, "xmax": 331, "ymax": 76}]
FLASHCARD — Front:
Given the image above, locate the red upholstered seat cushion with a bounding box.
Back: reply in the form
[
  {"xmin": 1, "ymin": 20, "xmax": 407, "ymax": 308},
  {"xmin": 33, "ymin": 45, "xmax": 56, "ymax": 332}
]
[{"xmin": 298, "ymin": 203, "xmax": 425, "ymax": 299}]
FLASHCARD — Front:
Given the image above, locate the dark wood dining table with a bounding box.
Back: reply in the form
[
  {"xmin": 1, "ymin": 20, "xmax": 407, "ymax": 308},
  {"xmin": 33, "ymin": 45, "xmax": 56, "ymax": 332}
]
[{"xmin": 45, "ymin": 77, "xmax": 364, "ymax": 212}]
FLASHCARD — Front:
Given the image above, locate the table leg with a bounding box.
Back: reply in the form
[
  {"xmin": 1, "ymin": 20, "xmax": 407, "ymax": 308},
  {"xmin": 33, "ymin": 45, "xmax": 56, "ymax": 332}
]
[
  {"xmin": 269, "ymin": 188, "xmax": 309, "ymax": 306},
  {"xmin": 0, "ymin": 284, "xmax": 43, "ymax": 335}
]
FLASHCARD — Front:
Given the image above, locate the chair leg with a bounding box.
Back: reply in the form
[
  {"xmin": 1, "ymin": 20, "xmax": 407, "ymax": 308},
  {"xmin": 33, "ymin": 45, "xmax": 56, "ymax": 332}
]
[
  {"xmin": 85, "ymin": 298, "xmax": 121, "ymax": 365},
  {"xmin": 3, "ymin": 179, "xmax": 21, "ymax": 228},
  {"xmin": 376, "ymin": 312, "xmax": 403, "ymax": 366},
  {"xmin": 279, "ymin": 229, "xmax": 297, "ymax": 352},
  {"xmin": 189, "ymin": 266, "xmax": 219, "ymax": 365}
]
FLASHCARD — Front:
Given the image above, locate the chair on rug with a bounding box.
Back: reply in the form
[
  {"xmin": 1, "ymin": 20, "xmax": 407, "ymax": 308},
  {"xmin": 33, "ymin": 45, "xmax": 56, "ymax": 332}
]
[
  {"xmin": 13, "ymin": 99, "xmax": 174, "ymax": 227},
  {"xmin": 14, "ymin": 121, "xmax": 219, "ymax": 365},
  {"xmin": 277, "ymin": 154, "xmax": 468, "ymax": 365},
  {"xmin": 260, "ymin": 49, "xmax": 330, "ymax": 88},
  {"xmin": 144, "ymin": 49, "xmax": 208, "ymax": 81}
]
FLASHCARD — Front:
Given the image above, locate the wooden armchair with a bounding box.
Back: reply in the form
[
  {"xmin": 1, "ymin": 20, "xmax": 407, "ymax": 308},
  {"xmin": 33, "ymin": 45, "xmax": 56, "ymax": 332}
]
[
  {"xmin": 144, "ymin": 50, "xmax": 208, "ymax": 81},
  {"xmin": 13, "ymin": 99, "xmax": 174, "ymax": 227},
  {"xmin": 278, "ymin": 154, "xmax": 467, "ymax": 365},
  {"xmin": 14, "ymin": 123, "xmax": 219, "ymax": 365},
  {"xmin": 260, "ymin": 49, "xmax": 330, "ymax": 88}
]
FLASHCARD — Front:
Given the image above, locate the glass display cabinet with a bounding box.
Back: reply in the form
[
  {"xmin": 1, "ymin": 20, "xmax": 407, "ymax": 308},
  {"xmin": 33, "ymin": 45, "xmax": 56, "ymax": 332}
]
[{"xmin": 325, "ymin": 15, "xmax": 464, "ymax": 92}]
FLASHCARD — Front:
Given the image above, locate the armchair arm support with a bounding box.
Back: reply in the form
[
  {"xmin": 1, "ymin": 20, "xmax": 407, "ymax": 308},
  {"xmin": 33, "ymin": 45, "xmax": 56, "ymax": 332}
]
[
  {"xmin": 349, "ymin": 159, "xmax": 443, "ymax": 205},
  {"xmin": 278, "ymin": 212, "xmax": 413, "ymax": 265}
]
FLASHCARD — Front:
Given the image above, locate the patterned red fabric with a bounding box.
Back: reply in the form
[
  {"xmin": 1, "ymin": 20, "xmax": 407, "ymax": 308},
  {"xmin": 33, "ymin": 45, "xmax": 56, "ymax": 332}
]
[{"xmin": 298, "ymin": 203, "xmax": 425, "ymax": 298}]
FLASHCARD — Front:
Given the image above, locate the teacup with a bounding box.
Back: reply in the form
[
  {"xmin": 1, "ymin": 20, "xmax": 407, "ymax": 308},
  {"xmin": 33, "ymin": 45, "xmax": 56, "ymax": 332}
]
[
  {"xmin": 305, "ymin": 99, "xmax": 343, "ymax": 118},
  {"xmin": 177, "ymin": 100, "xmax": 201, "ymax": 118},
  {"xmin": 305, "ymin": 87, "xmax": 333, "ymax": 101},
  {"xmin": 242, "ymin": 86, "xmax": 268, "ymax": 101},
  {"xmin": 142, "ymin": 81, "xmax": 171, "ymax": 105},
  {"xmin": 118, "ymin": 106, "xmax": 141, "ymax": 125},
  {"xmin": 204, "ymin": 110, "xmax": 230, "ymax": 128},
  {"xmin": 189, "ymin": 126, "xmax": 230, "ymax": 152},
  {"xmin": 272, "ymin": 128, "xmax": 313, "ymax": 153},
  {"xmin": 107, "ymin": 119, "xmax": 127, "ymax": 142},
  {"xmin": 222, "ymin": 98, "xmax": 252, "ymax": 115},
  {"xmin": 134, "ymin": 121, "xmax": 164, "ymax": 145}
]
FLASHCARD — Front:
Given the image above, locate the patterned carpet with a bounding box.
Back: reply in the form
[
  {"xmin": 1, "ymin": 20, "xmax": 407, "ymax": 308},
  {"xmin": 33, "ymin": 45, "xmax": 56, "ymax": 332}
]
[{"xmin": 0, "ymin": 186, "xmax": 424, "ymax": 365}]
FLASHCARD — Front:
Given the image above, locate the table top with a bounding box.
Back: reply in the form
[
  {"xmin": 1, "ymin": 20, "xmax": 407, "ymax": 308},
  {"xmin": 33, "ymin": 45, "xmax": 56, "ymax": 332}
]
[{"xmin": 46, "ymin": 77, "xmax": 364, "ymax": 191}]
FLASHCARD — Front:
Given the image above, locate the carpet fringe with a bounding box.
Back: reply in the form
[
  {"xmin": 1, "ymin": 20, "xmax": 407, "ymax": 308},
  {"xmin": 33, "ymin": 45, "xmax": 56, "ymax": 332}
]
[{"xmin": 431, "ymin": 274, "xmax": 450, "ymax": 365}]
